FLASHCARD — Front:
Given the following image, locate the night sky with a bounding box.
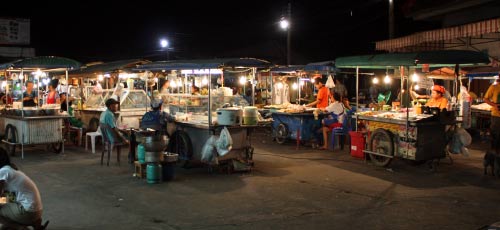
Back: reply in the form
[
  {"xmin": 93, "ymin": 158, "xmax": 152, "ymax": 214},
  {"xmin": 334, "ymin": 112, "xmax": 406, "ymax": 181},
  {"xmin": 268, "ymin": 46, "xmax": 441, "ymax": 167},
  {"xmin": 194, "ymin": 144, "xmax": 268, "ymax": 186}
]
[{"xmin": 2, "ymin": 0, "xmax": 432, "ymax": 64}]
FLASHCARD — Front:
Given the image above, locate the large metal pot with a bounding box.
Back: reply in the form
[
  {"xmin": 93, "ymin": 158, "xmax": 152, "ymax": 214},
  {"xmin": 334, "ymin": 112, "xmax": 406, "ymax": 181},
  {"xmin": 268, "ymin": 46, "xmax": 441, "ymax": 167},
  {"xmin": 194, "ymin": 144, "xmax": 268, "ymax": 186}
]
[
  {"xmin": 142, "ymin": 135, "xmax": 168, "ymax": 152},
  {"xmin": 145, "ymin": 151, "xmax": 164, "ymax": 163}
]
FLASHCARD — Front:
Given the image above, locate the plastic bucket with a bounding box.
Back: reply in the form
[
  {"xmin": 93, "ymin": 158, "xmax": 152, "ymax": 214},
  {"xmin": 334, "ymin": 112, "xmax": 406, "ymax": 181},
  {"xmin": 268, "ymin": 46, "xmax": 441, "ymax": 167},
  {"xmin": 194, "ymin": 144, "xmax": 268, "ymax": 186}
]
[
  {"xmin": 243, "ymin": 116, "xmax": 258, "ymax": 125},
  {"xmin": 243, "ymin": 106, "xmax": 258, "ymax": 117},
  {"xmin": 161, "ymin": 162, "xmax": 176, "ymax": 181},
  {"xmin": 348, "ymin": 131, "xmax": 365, "ymax": 159}
]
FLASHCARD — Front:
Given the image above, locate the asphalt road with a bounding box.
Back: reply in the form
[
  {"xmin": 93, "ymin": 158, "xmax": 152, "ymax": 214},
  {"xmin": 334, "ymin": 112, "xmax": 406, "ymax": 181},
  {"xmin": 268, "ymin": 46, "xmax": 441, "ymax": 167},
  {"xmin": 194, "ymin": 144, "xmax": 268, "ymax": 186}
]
[{"xmin": 7, "ymin": 130, "xmax": 500, "ymax": 230}]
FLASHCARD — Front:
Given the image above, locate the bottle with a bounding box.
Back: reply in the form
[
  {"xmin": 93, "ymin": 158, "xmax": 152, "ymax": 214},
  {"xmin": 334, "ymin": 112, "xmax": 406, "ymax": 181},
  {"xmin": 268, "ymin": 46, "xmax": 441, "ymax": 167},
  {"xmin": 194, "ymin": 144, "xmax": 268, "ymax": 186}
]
[{"xmin": 77, "ymin": 99, "xmax": 82, "ymax": 110}]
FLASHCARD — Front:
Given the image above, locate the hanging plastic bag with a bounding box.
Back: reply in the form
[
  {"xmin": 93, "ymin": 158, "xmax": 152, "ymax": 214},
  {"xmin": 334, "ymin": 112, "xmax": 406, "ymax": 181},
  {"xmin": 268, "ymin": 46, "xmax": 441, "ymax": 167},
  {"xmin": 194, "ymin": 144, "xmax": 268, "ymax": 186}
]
[
  {"xmin": 215, "ymin": 127, "xmax": 233, "ymax": 156},
  {"xmin": 201, "ymin": 136, "xmax": 218, "ymax": 164},
  {"xmin": 459, "ymin": 85, "xmax": 472, "ymax": 129},
  {"xmin": 325, "ymin": 75, "xmax": 335, "ymax": 88}
]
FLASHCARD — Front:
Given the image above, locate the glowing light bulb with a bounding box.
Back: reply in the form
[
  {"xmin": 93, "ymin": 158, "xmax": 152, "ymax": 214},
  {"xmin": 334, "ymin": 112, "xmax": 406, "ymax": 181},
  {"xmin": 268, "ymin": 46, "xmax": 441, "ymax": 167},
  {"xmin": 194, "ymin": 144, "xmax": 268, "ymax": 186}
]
[
  {"xmin": 98, "ymin": 75, "xmax": 104, "ymax": 81},
  {"xmin": 202, "ymin": 77, "xmax": 208, "ymax": 85},
  {"xmin": 277, "ymin": 82, "xmax": 283, "ymax": 89},
  {"xmin": 372, "ymin": 77, "xmax": 379, "ymax": 84},
  {"xmin": 239, "ymin": 76, "xmax": 246, "ymax": 85},
  {"xmin": 414, "ymin": 85, "xmax": 420, "ymax": 90},
  {"xmin": 412, "ymin": 73, "xmax": 419, "ymax": 82},
  {"xmin": 292, "ymin": 83, "xmax": 298, "ymax": 89},
  {"xmin": 383, "ymin": 75, "xmax": 391, "ymax": 84}
]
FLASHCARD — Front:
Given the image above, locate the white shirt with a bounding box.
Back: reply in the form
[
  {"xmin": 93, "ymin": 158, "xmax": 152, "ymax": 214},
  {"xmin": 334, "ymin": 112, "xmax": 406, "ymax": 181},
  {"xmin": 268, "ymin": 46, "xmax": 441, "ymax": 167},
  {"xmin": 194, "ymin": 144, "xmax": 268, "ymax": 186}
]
[
  {"xmin": 324, "ymin": 101, "xmax": 346, "ymax": 123},
  {"xmin": 0, "ymin": 166, "xmax": 43, "ymax": 212}
]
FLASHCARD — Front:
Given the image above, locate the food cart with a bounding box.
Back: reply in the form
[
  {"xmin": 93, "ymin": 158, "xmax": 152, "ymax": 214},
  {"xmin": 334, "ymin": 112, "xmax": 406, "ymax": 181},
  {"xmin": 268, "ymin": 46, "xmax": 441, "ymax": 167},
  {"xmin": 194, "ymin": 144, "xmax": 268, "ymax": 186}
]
[
  {"xmin": 0, "ymin": 56, "xmax": 81, "ymax": 158},
  {"xmin": 69, "ymin": 59, "xmax": 151, "ymax": 131},
  {"xmin": 136, "ymin": 58, "xmax": 271, "ymax": 171},
  {"xmin": 268, "ymin": 62, "xmax": 335, "ymax": 148},
  {"xmin": 335, "ymin": 50, "xmax": 490, "ymax": 167}
]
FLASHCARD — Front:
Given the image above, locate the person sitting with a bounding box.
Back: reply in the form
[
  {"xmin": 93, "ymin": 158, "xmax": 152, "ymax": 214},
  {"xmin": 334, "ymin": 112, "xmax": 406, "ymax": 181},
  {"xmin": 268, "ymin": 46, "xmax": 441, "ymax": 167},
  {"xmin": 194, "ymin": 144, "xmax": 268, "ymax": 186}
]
[
  {"xmin": 99, "ymin": 98, "xmax": 129, "ymax": 145},
  {"xmin": 0, "ymin": 148, "xmax": 46, "ymax": 230},
  {"xmin": 140, "ymin": 98, "xmax": 174, "ymax": 136},
  {"xmin": 318, "ymin": 93, "xmax": 346, "ymax": 150},
  {"xmin": 59, "ymin": 92, "xmax": 74, "ymax": 112},
  {"xmin": 425, "ymin": 85, "xmax": 448, "ymax": 110}
]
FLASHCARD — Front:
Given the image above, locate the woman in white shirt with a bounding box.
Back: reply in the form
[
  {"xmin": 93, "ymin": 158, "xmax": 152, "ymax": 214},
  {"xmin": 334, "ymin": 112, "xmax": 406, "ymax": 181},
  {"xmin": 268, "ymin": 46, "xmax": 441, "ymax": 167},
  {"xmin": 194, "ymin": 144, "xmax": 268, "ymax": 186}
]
[
  {"xmin": 318, "ymin": 93, "xmax": 346, "ymax": 150},
  {"xmin": 0, "ymin": 148, "xmax": 46, "ymax": 229}
]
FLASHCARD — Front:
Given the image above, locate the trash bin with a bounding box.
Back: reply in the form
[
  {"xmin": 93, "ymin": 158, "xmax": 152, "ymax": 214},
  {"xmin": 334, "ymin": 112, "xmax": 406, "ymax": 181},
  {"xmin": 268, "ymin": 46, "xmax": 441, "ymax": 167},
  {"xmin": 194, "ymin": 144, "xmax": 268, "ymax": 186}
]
[
  {"xmin": 349, "ymin": 131, "xmax": 365, "ymax": 159},
  {"xmin": 161, "ymin": 152, "xmax": 178, "ymax": 181}
]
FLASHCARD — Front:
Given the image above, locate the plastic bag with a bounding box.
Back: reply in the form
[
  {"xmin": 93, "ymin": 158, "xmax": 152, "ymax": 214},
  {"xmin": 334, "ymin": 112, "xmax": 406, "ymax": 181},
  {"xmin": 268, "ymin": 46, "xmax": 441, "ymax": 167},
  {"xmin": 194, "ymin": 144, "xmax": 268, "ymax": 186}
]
[
  {"xmin": 325, "ymin": 75, "xmax": 335, "ymax": 88},
  {"xmin": 201, "ymin": 136, "xmax": 218, "ymax": 164},
  {"xmin": 215, "ymin": 127, "xmax": 233, "ymax": 156},
  {"xmin": 449, "ymin": 127, "xmax": 472, "ymax": 156}
]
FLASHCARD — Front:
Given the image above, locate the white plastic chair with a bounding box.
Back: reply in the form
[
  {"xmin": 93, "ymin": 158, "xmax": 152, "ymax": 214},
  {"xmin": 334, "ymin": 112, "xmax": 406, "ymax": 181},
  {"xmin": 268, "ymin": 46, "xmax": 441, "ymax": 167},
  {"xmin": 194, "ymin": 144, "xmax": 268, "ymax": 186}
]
[{"xmin": 85, "ymin": 126, "xmax": 102, "ymax": 154}]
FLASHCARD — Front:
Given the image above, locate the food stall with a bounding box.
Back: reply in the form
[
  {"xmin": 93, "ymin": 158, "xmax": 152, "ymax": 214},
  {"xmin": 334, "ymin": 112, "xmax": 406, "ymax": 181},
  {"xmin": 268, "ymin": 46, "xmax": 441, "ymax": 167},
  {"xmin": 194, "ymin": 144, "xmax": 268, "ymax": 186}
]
[
  {"xmin": 136, "ymin": 58, "xmax": 271, "ymax": 171},
  {"xmin": 335, "ymin": 50, "xmax": 490, "ymax": 167},
  {"xmin": 69, "ymin": 59, "xmax": 151, "ymax": 131},
  {"xmin": 267, "ymin": 62, "xmax": 336, "ymax": 148},
  {"xmin": 0, "ymin": 56, "xmax": 81, "ymax": 158}
]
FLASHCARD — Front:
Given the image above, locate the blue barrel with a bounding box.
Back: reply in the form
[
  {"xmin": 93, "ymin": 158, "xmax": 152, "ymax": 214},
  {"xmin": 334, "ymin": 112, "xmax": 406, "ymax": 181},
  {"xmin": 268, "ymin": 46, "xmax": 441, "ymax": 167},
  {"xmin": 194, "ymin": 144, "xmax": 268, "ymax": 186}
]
[
  {"xmin": 146, "ymin": 163, "xmax": 161, "ymax": 184},
  {"xmin": 137, "ymin": 144, "xmax": 146, "ymax": 164}
]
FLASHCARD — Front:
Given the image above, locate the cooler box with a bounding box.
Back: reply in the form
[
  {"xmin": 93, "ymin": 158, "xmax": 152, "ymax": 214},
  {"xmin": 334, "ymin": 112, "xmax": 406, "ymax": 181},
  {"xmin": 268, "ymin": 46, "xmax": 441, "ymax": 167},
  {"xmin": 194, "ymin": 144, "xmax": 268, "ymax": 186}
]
[{"xmin": 349, "ymin": 131, "xmax": 365, "ymax": 159}]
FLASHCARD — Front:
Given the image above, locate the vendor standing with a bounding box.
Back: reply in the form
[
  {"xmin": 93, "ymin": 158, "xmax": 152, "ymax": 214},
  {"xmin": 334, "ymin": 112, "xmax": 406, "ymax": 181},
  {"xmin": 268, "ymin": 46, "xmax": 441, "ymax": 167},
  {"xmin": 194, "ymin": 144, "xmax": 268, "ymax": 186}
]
[
  {"xmin": 306, "ymin": 78, "xmax": 329, "ymax": 109},
  {"xmin": 425, "ymin": 85, "xmax": 448, "ymax": 110},
  {"xmin": 46, "ymin": 83, "xmax": 60, "ymax": 105},
  {"xmin": 22, "ymin": 81, "xmax": 37, "ymax": 107},
  {"xmin": 484, "ymin": 78, "xmax": 500, "ymax": 153}
]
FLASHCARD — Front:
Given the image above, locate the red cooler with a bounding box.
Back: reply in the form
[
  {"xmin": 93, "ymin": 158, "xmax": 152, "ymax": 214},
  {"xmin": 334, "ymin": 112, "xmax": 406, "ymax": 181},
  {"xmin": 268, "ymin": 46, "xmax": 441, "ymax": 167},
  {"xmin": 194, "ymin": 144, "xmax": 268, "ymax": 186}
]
[{"xmin": 349, "ymin": 131, "xmax": 365, "ymax": 159}]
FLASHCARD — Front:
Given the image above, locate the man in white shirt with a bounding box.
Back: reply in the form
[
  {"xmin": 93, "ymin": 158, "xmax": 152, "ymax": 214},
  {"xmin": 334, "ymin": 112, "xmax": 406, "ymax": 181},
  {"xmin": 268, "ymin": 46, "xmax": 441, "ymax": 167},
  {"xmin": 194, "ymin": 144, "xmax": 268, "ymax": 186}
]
[
  {"xmin": 319, "ymin": 93, "xmax": 346, "ymax": 150},
  {"xmin": 0, "ymin": 148, "xmax": 46, "ymax": 229}
]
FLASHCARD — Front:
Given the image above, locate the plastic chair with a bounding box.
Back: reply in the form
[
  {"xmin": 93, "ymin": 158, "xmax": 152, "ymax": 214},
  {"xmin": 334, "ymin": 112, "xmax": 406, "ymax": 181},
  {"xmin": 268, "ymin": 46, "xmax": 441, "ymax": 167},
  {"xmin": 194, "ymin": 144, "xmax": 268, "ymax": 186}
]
[
  {"xmin": 85, "ymin": 126, "xmax": 102, "ymax": 154},
  {"xmin": 99, "ymin": 123, "xmax": 127, "ymax": 166},
  {"xmin": 330, "ymin": 111, "xmax": 352, "ymax": 151},
  {"xmin": 63, "ymin": 119, "xmax": 83, "ymax": 146}
]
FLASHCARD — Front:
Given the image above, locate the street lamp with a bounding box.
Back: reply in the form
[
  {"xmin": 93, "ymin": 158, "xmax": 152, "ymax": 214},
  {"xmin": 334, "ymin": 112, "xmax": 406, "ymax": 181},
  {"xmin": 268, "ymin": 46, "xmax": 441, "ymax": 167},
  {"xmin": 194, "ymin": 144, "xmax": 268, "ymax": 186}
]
[{"xmin": 159, "ymin": 38, "xmax": 170, "ymax": 60}]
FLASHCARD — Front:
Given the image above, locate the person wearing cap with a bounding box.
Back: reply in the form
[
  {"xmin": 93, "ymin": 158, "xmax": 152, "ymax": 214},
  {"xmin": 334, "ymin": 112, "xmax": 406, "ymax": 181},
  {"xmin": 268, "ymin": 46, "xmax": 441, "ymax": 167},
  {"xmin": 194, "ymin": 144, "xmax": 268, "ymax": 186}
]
[
  {"xmin": 425, "ymin": 85, "xmax": 448, "ymax": 110},
  {"xmin": 140, "ymin": 98, "xmax": 174, "ymax": 135},
  {"xmin": 99, "ymin": 98, "xmax": 129, "ymax": 144},
  {"xmin": 306, "ymin": 77, "xmax": 329, "ymax": 109}
]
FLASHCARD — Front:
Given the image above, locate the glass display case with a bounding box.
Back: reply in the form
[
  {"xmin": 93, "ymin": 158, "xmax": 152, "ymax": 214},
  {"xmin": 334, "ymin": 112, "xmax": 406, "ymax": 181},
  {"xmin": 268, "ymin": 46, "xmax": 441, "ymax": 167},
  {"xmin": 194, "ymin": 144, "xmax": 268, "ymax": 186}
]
[
  {"xmin": 84, "ymin": 89, "xmax": 112, "ymax": 108},
  {"xmin": 120, "ymin": 90, "xmax": 150, "ymax": 110}
]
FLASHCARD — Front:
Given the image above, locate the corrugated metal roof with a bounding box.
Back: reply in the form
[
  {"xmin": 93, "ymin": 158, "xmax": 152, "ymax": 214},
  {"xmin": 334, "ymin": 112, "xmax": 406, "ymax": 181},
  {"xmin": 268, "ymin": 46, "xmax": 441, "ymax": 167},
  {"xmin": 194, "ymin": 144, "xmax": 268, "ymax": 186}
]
[{"xmin": 0, "ymin": 56, "xmax": 81, "ymax": 70}]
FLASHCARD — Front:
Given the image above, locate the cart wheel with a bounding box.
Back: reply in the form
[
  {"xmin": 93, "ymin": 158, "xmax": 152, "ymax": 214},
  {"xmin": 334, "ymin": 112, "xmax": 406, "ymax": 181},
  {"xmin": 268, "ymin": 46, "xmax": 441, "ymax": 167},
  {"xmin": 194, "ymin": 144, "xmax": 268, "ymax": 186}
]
[
  {"xmin": 275, "ymin": 123, "xmax": 288, "ymax": 144},
  {"xmin": 88, "ymin": 118, "xmax": 100, "ymax": 132},
  {"xmin": 369, "ymin": 128, "xmax": 394, "ymax": 167},
  {"xmin": 4, "ymin": 124, "xmax": 17, "ymax": 156},
  {"xmin": 51, "ymin": 142, "xmax": 63, "ymax": 154},
  {"xmin": 167, "ymin": 131, "xmax": 193, "ymax": 161}
]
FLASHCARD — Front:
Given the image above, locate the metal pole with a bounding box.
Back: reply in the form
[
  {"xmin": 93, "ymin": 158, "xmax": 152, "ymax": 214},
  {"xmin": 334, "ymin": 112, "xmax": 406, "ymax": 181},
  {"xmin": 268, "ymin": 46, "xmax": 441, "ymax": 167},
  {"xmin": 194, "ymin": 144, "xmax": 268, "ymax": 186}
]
[
  {"xmin": 252, "ymin": 67, "xmax": 256, "ymax": 106},
  {"xmin": 356, "ymin": 66, "xmax": 359, "ymax": 112},
  {"xmin": 389, "ymin": 0, "xmax": 394, "ymax": 39},
  {"xmin": 287, "ymin": 2, "xmax": 292, "ymax": 66}
]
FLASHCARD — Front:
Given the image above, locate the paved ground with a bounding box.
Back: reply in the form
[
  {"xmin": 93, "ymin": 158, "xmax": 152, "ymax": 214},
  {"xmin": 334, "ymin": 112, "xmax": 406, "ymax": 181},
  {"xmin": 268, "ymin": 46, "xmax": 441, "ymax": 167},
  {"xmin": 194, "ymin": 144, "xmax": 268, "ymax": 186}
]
[{"xmin": 6, "ymin": 129, "xmax": 500, "ymax": 230}]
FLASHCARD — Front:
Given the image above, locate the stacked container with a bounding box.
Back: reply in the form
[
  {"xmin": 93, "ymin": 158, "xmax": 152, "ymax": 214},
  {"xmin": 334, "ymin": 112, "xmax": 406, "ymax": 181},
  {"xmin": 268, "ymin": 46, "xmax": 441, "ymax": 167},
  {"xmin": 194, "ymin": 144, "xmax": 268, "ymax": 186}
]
[{"xmin": 243, "ymin": 106, "xmax": 258, "ymax": 125}]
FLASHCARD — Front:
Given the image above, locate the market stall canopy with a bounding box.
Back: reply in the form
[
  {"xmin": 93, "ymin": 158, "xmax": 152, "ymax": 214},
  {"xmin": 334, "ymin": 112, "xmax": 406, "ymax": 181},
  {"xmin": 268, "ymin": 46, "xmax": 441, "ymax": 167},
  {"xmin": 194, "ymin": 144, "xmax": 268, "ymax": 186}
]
[
  {"xmin": 270, "ymin": 65, "xmax": 304, "ymax": 73},
  {"xmin": 0, "ymin": 56, "xmax": 81, "ymax": 71},
  {"xmin": 335, "ymin": 50, "xmax": 490, "ymax": 69},
  {"xmin": 70, "ymin": 59, "xmax": 150, "ymax": 76},
  {"xmin": 304, "ymin": 60, "xmax": 336, "ymax": 72},
  {"xmin": 135, "ymin": 58, "xmax": 271, "ymax": 71},
  {"xmin": 464, "ymin": 66, "xmax": 500, "ymax": 79}
]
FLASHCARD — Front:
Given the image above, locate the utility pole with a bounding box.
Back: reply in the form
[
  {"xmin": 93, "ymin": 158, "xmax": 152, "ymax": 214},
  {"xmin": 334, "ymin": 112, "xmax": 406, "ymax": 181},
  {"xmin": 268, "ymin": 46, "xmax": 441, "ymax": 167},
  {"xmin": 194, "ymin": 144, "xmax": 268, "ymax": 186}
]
[
  {"xmin": 389, "ymin": 0, "xmax": 394, "ymax": 39},
  {"xmin": 287, "ymin": 1, "xmax": 292, "ymax": 66}
]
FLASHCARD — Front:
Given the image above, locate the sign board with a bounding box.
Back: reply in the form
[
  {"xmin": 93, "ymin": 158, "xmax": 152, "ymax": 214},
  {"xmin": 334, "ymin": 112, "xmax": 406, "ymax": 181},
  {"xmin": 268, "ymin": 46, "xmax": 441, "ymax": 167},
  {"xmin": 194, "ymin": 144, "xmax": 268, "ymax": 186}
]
[{"xmin": 0, "ymin": 18, "xmax": 30, "ymax": 45}]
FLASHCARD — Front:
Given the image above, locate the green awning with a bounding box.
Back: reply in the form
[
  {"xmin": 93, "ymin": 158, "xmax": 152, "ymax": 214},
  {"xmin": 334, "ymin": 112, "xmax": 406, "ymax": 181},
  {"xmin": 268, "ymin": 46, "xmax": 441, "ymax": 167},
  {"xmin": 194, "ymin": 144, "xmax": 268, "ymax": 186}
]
[
  {"xmin": 0, "ymin": 56, "xmax": 81, "ymax": 70},
  {"xmin": 136, "ymin": 58, "xmax": 271, "ymax": 71},
  {"xmin": 335, "ymin": 50, "xmax": 490, "ymax": 69}
]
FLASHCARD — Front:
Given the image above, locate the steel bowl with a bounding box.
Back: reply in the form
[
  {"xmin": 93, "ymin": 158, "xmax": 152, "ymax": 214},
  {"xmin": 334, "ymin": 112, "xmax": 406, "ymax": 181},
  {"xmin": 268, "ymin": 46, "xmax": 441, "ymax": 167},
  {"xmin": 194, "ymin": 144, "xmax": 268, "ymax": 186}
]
[
  {"xmin": 145, "ymin": 151, "xmax": 164, "ymax": 163},
  {"xmin": 142, "ymin": 135, "xmax": 168, "ymax": 152}
]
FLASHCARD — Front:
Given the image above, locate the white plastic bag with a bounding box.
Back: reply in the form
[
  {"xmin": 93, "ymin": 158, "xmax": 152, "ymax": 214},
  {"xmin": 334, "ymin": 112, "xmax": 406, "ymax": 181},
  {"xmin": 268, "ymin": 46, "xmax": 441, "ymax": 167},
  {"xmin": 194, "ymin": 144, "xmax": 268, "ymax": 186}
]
[
  {"xmin": 215, "ymin": 127, "xmax": 233, "ymax": 156},
  {"xmin": 326, "ymin": 75, "xmax": 335, "ymax": 88},
  {"xmin": 201, "ymin": 136, "xmax": 218, "ymax": 164}
]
